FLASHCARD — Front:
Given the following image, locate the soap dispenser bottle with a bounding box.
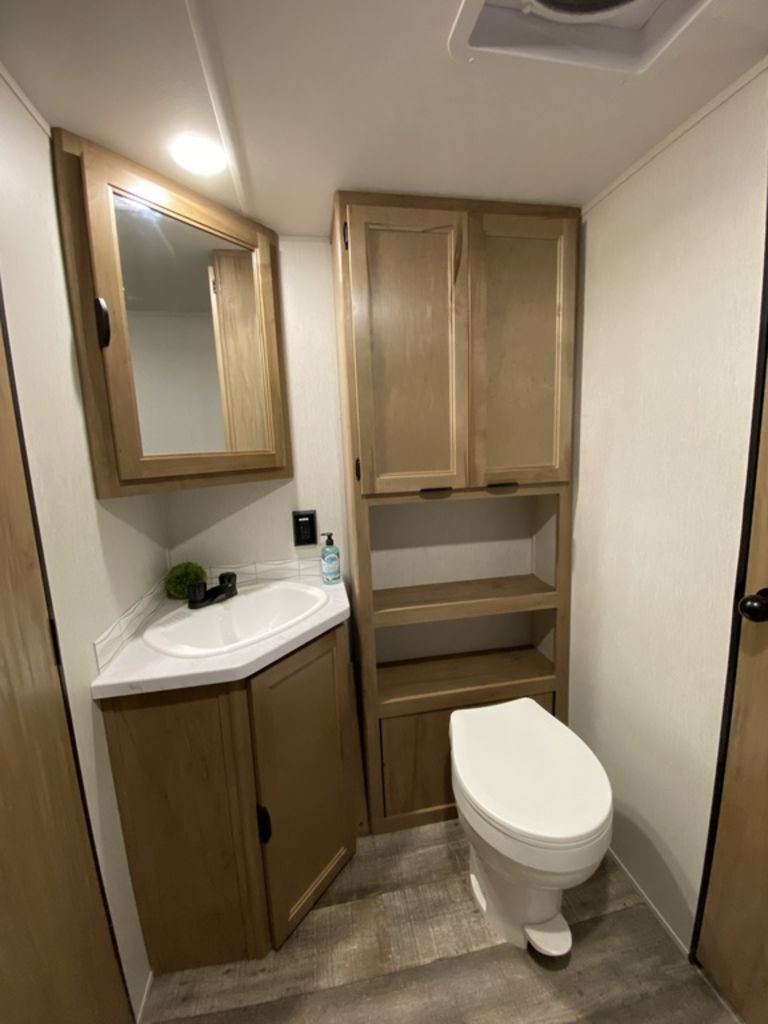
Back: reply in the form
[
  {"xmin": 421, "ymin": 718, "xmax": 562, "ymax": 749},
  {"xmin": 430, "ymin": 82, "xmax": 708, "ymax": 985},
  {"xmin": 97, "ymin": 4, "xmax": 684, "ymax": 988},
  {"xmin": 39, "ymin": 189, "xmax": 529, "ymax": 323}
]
[{"xmin": 320, "ymin": 532, "xmax": 341, "ymax": 585}]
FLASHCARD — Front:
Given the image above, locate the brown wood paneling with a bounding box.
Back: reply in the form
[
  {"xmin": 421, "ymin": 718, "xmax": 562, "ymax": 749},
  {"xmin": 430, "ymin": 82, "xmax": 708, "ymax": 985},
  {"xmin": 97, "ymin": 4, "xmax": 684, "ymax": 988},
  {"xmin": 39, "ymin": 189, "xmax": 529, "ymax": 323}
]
[
  {"xmin": 381, "ymin": 693, "xmax": 554, "ymax": 818},
  {"xmin": 103, "ymin": 683, "xmax": 270, "ymax": 973},
  {"xmin": 249, "ymin": 627, "xmax": 355, "ymax": 945},
  {"xmin": 0, "ymin": 316, "xmax": 131, "ymax": 1022}
]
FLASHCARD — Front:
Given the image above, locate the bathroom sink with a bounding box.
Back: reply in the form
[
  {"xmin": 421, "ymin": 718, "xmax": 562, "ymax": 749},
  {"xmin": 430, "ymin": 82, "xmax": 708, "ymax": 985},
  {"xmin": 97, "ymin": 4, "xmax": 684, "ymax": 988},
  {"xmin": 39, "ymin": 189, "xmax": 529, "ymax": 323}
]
[{"xmin": 143, "ymin": 580, "xmax": 329, "ymax": 658}]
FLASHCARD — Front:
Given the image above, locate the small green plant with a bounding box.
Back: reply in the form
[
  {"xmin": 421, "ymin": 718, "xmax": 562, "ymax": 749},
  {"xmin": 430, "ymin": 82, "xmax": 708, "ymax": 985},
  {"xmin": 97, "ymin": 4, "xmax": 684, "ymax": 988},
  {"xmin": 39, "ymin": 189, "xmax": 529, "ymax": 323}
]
[{"xmin": 165, "ymin": 561, "xmax": 207, "ymax": 601}]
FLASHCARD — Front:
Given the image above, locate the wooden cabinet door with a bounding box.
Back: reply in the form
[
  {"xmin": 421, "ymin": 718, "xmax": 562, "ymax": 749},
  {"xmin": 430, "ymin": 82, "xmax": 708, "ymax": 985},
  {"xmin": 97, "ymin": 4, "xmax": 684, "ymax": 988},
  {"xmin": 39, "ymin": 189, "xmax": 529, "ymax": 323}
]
[
  {"xmin": 103, "ymin": 683, "xmax": 271, "ymax": 973},
  {"xmin": 347, "ymin": 204, "xmax": 469, "ymax": 494},
  {"xmin": 381, "ymin": 693, "xmax": 554, "ymax": 824},
  {"xmin": 249, "ymin": 628, "xmax": 354, "ymax": 945},
  {"xmin": 470, "ymin": 213, "xmax": 578, "ymax": 485}
]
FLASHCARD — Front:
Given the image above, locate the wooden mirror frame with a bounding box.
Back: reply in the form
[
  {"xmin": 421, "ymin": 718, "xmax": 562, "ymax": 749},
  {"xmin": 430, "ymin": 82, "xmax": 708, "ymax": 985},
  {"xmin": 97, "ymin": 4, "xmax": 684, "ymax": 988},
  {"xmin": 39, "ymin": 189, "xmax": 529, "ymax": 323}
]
[{"xmin": 53, "ymin": 130, "xmax": 291, "ymax": 495}]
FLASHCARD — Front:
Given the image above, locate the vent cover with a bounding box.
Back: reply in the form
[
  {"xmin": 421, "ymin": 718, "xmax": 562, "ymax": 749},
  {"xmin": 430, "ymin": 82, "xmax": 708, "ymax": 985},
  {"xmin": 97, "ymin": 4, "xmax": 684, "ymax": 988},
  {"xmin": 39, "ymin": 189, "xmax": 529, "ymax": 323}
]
[
  {"xmin": 534, "ymin": 0, "xmax": 637, "ymax": 14},
  {"xmin": 448, "ymin": 0, "xmax": 713, "ymax": 73}
]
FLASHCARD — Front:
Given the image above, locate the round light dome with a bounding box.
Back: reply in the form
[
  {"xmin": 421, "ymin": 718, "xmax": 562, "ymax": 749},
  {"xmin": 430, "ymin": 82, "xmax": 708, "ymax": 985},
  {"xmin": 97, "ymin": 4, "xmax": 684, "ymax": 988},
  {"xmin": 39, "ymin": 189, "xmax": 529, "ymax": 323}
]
[{"xmin": 169, "ymin": 132, "xmax": 228, "ymax": 176}]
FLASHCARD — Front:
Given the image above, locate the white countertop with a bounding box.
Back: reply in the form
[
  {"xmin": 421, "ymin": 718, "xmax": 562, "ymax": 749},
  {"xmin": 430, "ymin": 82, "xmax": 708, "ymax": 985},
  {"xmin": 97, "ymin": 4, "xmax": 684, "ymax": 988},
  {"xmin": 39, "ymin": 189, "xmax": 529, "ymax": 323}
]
[{"xmin": 91, "ymin": 578, "xmax": 350, "ymax": 700}]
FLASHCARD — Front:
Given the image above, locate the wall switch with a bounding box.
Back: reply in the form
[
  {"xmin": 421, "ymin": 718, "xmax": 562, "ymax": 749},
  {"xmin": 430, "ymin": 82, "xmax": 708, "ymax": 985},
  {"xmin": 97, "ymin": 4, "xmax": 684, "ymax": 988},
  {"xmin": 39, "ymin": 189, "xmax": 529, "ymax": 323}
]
[{"xmin": 292, "ymin": 509, "xmax": 317, "ymax": 546}]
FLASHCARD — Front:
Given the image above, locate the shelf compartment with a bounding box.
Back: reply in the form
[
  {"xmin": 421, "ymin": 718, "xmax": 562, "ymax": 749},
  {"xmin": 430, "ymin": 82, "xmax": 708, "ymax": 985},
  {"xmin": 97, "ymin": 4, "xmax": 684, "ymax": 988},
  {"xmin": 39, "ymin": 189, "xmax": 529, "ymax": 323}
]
[
  {"xmin": 372, "ymin": 574, "xmax": 557, "ymax": 628},
  {"xmin": 378, "ymin": 645, "xmax": 555, "ymax": 718}
]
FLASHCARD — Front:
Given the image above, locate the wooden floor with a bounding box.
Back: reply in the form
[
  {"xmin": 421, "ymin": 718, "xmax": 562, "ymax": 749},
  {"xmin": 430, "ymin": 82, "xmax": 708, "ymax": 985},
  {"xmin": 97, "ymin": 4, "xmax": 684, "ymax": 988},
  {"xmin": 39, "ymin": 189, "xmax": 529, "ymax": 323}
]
[{"xmin": 144, "ymin": 821, "xmax": 735, "ymax": 1024}]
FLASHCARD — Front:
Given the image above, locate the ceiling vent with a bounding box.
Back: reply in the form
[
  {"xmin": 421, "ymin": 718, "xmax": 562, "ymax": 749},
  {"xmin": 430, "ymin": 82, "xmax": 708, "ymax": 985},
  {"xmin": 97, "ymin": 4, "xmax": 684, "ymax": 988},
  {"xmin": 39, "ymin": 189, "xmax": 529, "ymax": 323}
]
[{"xmin": 448, "ymin": 0, "xmax": 713, "ymax": 73}]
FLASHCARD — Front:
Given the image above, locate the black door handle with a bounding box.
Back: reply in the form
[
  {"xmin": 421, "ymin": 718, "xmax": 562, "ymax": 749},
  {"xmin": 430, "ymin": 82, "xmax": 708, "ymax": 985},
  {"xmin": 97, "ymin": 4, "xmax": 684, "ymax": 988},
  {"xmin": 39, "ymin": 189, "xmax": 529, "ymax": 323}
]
[
  {"xmin": 738, "ymin": 588, "xmax": 768, "ymax": 622},
  {"xmin": 94, "ymin": 297, "xmax": 111, "ymax": 348}
]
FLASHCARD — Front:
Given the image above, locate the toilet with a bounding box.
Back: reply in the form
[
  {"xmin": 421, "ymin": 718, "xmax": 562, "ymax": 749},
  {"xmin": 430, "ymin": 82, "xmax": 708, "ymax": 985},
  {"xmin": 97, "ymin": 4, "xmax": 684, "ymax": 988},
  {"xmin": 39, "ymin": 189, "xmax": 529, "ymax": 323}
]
[{"xmin": 450, "ymin": 697, "xmax": 613, "ymax": 957}]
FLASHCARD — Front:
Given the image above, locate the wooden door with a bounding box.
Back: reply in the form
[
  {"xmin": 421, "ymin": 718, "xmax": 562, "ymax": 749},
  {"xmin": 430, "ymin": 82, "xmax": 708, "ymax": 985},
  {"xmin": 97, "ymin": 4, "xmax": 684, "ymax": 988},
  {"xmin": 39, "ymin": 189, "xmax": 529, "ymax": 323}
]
[
  {"xmin": 347, "ymin": 204, "xmax": 469, "ymax": 494},
  {"xmin": 0, "ymin": 308, "xmax": 132, "ymax": 1021},
  {"xmin": 249, "ymin": 628, "xmax": 354, "ymax": 945},
  {"xmin": 209, "ymin": 249, "xmax": 272, "ymax": 451},
  {"xmin": 469, "ymin": 212, "xmax": 578, "ymax": 485},
  {"xmin": 103, "ymin": 683, "xmax": 271, "ymax": 973},
  {"xmin": 698, "ymin": 344, "xmax": 768, "ymax": 1021}
]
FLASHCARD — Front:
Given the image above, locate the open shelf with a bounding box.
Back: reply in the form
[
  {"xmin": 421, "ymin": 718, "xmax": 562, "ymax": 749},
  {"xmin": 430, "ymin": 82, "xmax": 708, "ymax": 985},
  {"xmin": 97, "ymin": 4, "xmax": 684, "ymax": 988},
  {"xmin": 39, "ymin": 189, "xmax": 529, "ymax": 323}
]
[
  {"xmin": 372, "ymin": 573, "xmax": 557, "ymax": 628},
  {"xmin": 377, "ymin": 645, "xmax": 556, "ymax": 717}
]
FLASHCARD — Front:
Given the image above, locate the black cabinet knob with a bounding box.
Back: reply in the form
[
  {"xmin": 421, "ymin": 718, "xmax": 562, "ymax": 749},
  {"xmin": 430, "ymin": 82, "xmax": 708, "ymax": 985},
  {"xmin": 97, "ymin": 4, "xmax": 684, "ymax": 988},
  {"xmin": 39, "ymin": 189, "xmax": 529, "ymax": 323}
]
[{"xmin": 738, "ymin": 588, "xmax": 768, "ymax": 622}]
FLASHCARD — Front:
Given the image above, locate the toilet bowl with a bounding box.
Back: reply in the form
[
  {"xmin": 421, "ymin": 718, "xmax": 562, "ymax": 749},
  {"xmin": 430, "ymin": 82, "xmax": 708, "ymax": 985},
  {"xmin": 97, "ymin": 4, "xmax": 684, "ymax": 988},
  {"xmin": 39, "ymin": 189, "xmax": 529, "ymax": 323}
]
[{"xmin": 450, "ymin": 697, "xmax": 613, "ymax": 957}]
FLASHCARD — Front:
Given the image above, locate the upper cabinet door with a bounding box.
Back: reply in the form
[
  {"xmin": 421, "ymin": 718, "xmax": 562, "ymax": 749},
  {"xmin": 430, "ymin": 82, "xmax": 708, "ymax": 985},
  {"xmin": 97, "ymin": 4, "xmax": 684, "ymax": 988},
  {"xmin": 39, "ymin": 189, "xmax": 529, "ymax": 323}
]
[
  {"xmin": 470, "ymin": 213, "xmax": 578, "ymax": 485},
  {"xmin": 79, "ymin": 144, "xmax": 289, "ymax": 483},
  {"xmin": 347, "ymin": 205, "xmax": 469, "ymax": 494}
]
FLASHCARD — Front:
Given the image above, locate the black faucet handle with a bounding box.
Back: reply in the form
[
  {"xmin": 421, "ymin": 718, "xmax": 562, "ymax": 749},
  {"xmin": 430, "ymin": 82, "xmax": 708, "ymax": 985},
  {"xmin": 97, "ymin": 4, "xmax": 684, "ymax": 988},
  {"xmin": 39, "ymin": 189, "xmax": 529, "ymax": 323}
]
[
  {"xmin": 188, "ymin": 580, "xmax": 207, "ymax": 604},
  {"xmin": 219, "ymin": 571, "xmax": 237, "ymax": 593}
]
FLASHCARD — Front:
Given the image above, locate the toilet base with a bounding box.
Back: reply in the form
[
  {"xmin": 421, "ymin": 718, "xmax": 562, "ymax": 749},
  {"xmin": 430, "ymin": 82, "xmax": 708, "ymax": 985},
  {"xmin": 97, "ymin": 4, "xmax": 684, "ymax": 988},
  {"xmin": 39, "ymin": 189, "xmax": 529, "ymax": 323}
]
[{"xmin": 469, "ymin": 846, "xmax": 571, "ymax": 955}]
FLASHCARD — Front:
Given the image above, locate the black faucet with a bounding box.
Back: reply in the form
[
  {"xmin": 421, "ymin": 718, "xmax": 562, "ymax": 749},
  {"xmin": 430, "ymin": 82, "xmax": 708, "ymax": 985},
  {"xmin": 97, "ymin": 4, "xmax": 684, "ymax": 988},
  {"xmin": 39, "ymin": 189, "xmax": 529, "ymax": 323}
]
[{"xmin": 187, "ymin": 572, "xmax": 238, "ymax": 609}]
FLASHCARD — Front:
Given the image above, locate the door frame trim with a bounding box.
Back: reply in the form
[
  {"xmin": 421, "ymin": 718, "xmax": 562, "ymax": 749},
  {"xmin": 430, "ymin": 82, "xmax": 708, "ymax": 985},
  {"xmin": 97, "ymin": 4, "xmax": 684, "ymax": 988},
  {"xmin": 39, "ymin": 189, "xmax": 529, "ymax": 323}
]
[
  {"xmin": 0, "ymin": 280, "xmax": 134, "ymax": 1014},
  {"xmin": 690, "ymin": 193, "xmax": 768, "ymax": 962}
]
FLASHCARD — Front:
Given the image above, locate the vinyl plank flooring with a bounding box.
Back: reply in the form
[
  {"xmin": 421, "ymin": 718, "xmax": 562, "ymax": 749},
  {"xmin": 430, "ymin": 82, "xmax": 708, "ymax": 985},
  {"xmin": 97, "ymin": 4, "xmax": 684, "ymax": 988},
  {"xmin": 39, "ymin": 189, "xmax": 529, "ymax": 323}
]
[
  {"xmin": 144, "ymin": 822, "xmax": 729, "ymax": 1024},
  {"xmin": 161, "ymin": 906, "xmax": 733, "ymax": 1024},
  {"xmin": 317, "ymin": 820, "xmax": 468, "ymax": 906},
  {"xmin": 145, "ymin": 873, "xmax": 495, "ymax": 1022}
]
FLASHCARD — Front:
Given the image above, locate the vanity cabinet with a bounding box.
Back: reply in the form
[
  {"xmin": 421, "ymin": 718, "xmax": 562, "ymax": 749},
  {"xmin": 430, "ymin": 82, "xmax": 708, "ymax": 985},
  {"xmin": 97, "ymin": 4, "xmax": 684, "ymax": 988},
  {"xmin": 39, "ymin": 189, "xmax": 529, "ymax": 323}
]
[
  {"xmin": 52, "ymin": 130, "xmax": 291, "ymax": 497},
  {"xmin": 341, "ymin": 193, "xmax": 578, "ymax": 494},
  {"xmin": 102, "ymin": 626, "xmax": 354, "ymax": 974}
]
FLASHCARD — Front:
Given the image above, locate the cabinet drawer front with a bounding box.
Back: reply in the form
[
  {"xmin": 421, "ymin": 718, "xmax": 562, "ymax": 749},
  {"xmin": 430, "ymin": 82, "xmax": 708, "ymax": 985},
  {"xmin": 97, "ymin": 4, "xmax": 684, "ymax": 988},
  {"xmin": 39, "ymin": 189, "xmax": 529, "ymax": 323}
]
[
  {"xmin": 471, "ymin": 213, "xmax": 577, "ymax": 485},
  {"xmin": 381, "ymin": 692, "xmax": 554, "ymax": 819},
  {"xmin": 348, "ymin": 205, "xmax": 469, "ymax": 494}
]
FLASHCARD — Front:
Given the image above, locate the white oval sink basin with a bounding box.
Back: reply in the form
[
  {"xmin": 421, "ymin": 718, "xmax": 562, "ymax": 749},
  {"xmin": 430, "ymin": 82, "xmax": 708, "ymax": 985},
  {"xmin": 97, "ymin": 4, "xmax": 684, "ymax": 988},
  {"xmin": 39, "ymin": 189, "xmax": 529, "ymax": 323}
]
[{"xmin": 143, "ymin": 581, "xmax": 329, "ymax": 658}]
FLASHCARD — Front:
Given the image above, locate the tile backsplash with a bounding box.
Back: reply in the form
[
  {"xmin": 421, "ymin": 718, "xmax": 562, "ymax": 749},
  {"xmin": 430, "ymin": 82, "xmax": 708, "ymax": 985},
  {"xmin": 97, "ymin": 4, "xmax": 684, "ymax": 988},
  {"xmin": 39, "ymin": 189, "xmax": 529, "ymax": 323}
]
[
  {"xmin": 92, "ymin": 557, "xmax": 323, "ymax": 672},
  {"xmin": 93, "ymin": 579, "xmax": 166, "ymax": 672}
]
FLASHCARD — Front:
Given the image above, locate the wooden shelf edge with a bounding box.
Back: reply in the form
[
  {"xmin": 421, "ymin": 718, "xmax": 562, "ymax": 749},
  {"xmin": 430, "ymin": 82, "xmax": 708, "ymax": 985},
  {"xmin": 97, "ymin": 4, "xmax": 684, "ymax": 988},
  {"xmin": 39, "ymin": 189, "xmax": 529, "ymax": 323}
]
[
  {"xmin": 365, "ymin": 483, "xmax": 569, "ymax": 507},
  {"xmin": 373, "ymin": 574, "xmax": 558, "ymax": 628},
  {"xmin": 377, "ymin": 645, "xmax": 556, "ymax": 718}
]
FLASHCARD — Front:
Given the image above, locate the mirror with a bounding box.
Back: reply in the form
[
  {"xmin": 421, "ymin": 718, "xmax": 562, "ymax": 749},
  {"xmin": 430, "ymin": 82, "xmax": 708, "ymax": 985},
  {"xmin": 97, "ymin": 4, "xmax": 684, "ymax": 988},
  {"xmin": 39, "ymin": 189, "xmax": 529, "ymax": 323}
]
[
  {"xmin": 113, "ymin": 195, "xmax": 271, "ymax": 456},
  {"xmin": 72, "ymin": 136, "xmax": 289, "ymax": 487}
]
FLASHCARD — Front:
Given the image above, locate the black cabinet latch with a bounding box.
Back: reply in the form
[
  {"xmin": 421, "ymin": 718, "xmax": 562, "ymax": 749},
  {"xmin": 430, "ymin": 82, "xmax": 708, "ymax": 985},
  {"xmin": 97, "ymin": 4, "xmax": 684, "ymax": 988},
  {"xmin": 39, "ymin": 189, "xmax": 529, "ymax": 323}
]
[
  {"xmin": 257, "ymin": 804, "xmax": 272, "ymax": 844},
  {"xmin": 354, "ymin": 457, "xmax": 361, "ymax": 481}
]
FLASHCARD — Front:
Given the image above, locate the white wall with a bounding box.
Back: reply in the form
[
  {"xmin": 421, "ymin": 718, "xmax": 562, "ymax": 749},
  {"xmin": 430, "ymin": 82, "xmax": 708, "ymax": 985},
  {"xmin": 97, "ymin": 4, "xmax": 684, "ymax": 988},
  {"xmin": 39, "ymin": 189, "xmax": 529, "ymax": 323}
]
[
  {"xmin": 130, "ymin": 310, "xmax": 226, "ymax": 453},
  {"xmin": 0, "ymin": 74, "xmax": 168, "ymax": 1012},
  {"xmin": 165, "ymin": 237, "xmax": 347, "ymax": 572},
  {"xmin": 571, "ymin": 70, "xmax": 768, "ymax": 946}
]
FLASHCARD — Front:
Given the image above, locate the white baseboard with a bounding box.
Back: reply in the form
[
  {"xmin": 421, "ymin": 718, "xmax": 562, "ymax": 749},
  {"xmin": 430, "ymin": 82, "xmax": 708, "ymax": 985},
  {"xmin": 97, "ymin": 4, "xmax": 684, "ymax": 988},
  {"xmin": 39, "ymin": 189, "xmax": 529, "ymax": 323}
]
[
  {"xmin": 135, "ymin": 969, "xmax": 154, "ymax": 1024},
  {"xmin": 608, "ymin": 846, "xmax": 688, "ymax": 956}
]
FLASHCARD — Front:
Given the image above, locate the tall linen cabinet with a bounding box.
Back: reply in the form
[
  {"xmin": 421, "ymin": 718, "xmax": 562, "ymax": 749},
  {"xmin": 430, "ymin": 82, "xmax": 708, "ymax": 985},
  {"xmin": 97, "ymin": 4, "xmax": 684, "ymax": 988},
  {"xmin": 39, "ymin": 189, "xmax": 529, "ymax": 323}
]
[{"xmin": 333, "ymin": 191, "xmax": 579, "ymax": 833}]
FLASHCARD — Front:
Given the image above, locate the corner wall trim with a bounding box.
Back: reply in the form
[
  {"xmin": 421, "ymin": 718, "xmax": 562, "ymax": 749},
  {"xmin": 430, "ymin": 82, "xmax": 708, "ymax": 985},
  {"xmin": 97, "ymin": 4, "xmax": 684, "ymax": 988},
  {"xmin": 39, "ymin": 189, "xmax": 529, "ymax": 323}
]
[
  {"xmin": 583, "ymin": 56, "xmax": 768, "ymax": 218},
  {"xmin": 0, "ymin": 59, "xmax": 50, "ymax": 137}
]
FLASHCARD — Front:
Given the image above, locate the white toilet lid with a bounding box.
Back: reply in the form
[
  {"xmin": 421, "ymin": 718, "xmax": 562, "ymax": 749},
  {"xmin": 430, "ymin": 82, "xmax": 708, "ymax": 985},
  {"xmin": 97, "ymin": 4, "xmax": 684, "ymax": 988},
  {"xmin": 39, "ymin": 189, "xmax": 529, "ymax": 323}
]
[{"xmin": 450, "ymin": 698, "xmax": 612, "ymax": 848}]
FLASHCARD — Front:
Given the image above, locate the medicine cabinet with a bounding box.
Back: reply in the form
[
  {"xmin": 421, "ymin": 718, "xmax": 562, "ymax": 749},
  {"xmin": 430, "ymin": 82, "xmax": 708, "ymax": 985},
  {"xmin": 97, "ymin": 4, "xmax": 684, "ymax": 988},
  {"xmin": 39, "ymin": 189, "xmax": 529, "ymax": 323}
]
[{"xmin": 53, "ymin": 130, "xmax": 291, "ymax": 496}]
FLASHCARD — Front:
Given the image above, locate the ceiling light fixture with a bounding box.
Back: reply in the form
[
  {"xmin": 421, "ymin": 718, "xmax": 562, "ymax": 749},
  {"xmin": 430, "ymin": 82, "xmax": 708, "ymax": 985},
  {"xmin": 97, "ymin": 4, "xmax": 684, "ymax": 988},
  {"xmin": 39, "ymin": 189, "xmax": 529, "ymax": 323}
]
[{"xmin": 169, "ymin": 132, "xmax": 228, "ymax": 176}]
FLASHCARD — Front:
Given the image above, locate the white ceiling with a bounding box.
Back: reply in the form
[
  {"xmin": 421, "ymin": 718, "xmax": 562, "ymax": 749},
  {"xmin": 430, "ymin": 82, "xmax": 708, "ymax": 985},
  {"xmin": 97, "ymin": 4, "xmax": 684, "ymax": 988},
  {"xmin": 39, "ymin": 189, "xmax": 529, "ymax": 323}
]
[{"xmin": 1, "ymin": 0, "xmax": 768, "ymax": 235}]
